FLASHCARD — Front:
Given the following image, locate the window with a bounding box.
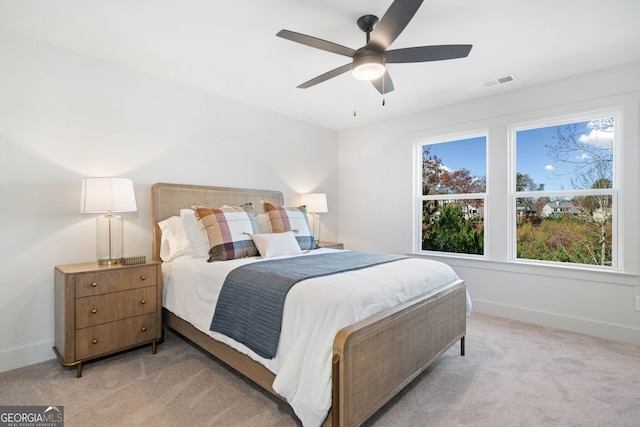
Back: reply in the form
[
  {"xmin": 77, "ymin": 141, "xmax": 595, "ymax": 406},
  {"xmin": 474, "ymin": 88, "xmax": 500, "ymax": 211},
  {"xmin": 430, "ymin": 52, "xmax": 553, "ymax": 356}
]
[
  {"xmin": 417, "ymin": 135, "xmax": 486, "ymax": 255},
  {"xmin": 512, "ymin": 113, "xmax": 617, "ymax": 267}
]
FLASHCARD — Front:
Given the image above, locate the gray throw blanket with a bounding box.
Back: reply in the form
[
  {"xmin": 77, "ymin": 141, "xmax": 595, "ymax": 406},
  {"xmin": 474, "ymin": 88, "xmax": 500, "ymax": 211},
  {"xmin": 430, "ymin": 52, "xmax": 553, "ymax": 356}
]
[{"xmin": 210, "ymin": 251, "xmax": 408, "ymax": 359}]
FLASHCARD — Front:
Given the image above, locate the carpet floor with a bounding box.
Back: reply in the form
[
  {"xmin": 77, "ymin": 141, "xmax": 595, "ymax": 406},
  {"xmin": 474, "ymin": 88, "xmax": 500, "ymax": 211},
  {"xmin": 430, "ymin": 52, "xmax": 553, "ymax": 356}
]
[{"xmin": 1, "ymin": 313, "xmax": 639, "ymax": 426}]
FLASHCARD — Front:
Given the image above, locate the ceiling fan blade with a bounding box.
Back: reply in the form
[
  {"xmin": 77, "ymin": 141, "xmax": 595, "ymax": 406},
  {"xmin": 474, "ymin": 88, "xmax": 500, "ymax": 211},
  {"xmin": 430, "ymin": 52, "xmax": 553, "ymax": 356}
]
[
  {"xmin": 367, "ymin": 0, "xmax": 424, "ymax": 52},
  {"xmin": 384, "ymin": 44, "xmax": 472, "ymax": 63},
  {"xmin": 297, "ymin": 63, "xmax": 353, "ymax": 89},
  {"xmin": 372, "ymin": 71, "xmax": 395, "ymax": 94},
  {"xmin": 277, "ymin": 30, "xmax": 355, "ymax": 57}
]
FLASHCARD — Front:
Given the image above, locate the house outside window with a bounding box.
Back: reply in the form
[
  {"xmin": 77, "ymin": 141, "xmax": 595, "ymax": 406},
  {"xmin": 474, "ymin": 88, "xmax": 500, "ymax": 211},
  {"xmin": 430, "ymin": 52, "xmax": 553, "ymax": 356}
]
[
  {"xmin": 416, "ymin": 135, "xmax": 487, "ymax": 256},
  {"xmin": 541, "ymin": 200, "xmax": 579, "ymax": 217}
]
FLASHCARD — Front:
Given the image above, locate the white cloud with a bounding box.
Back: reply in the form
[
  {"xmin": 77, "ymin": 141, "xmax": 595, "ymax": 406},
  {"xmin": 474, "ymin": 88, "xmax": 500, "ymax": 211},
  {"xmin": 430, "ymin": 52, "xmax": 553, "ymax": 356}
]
[
  {"xmin": 587, "ymin": 120, "xmax": 613, "ymax": 131},
  {"xmin": 579, "ymin": 128, "xmax": 613, "ymax": 148},
  {"xmin": 545, "ymin": 164, "xmax": 555, "ymax": 171}
]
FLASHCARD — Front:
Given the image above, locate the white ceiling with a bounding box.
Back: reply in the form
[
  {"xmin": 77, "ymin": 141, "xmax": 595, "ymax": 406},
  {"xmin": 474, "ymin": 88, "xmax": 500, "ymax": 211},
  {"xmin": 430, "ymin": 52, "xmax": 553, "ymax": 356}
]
[{"xmin": 1, "ymin": 0, "xmax": 639, "ymax": 131}]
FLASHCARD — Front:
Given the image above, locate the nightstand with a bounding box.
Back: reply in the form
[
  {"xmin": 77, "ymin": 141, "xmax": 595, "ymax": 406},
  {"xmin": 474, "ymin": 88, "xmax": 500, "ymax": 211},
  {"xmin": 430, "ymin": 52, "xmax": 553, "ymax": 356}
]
[
  {"xmin": 318, "ymin": 241, "xmax": 344, "ymax": 250},
  {"xmin": 53, "ymin": 260, "xmax": 162, "ymax": 377}
]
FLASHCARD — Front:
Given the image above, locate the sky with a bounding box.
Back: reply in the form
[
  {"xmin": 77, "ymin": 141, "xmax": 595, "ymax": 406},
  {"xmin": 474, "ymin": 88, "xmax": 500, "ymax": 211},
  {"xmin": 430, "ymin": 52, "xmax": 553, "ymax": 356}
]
[
  {"xmin": 423, "ymin": 136, "xmax": 486, "ymax": 182},
  {"xmin": 423, "ymin": 118, "xmax": 614, "ymax": 192}
]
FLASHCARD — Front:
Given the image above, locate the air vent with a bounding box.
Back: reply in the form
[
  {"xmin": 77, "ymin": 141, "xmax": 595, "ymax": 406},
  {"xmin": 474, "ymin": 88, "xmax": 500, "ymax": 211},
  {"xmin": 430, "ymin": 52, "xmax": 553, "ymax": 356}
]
[{"xmin": 481, "ymin": 73, "xmax": 517, "ymax": 88}]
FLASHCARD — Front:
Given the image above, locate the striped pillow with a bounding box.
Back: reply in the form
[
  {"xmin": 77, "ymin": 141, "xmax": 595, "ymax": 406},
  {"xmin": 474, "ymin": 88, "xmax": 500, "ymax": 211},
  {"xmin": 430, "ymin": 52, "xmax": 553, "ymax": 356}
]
[
  {"xmin": 192, "ymin": 205, "xmax": 259, "ymax": 262},
  {"xmin": 263, "ymin": 202, "xmax": 317, "ymax": 251}
]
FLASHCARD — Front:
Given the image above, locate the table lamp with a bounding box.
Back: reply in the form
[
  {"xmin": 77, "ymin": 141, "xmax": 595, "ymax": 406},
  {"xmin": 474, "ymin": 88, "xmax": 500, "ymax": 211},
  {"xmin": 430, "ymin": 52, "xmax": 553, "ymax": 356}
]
[{"xmin": 80, "ymin": 178, "xmax": 137, "ymax": 265}]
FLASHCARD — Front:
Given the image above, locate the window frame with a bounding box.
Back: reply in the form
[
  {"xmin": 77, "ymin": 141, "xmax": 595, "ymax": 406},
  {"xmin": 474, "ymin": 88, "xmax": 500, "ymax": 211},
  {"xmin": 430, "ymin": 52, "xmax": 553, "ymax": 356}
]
[
  {"xmin": 414, "ymin": 131, "xmax": 488, "ymax": 258},
  {"xmin": 508, "ymin": 109, "xmax": 621, "ymax": 270}
]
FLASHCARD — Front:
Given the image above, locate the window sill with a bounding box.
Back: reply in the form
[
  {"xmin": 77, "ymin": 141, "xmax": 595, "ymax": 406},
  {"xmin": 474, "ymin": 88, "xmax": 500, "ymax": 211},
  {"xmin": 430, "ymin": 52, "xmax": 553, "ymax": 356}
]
[{"xmin": 408, "ymin": 252, "xmax": 639, "ymax": 287}]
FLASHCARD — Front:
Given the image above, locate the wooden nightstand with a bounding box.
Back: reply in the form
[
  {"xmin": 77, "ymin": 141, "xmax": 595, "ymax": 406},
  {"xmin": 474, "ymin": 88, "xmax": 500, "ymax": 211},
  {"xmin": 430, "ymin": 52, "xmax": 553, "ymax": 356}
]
[
  {"xmin": 318, "ymin": 241, "xmax": 344, "ymax": 250},
  {"xmin": 53, "ymin": 260, "xmax": 162, "ymax": 377}
]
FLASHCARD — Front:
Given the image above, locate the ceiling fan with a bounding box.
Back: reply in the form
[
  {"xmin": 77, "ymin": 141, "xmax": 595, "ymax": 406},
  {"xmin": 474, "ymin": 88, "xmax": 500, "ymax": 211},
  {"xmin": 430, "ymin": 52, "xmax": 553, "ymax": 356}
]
[{"xmin": 276, "ymin": 0, "xmax": 472, "ymax": 95}]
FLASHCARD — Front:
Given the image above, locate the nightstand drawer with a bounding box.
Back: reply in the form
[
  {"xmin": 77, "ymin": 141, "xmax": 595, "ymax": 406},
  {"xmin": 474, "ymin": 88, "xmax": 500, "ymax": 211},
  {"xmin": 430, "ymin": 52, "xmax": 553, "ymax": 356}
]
[
  {"xmin": 76, "ymin": 313, "xmax": 157, "ymax": 360},
  {"xmin": 76, "ymin": 266, "xmax": 157, "ymax": 297},
  {"xmin": 75, "ymin": 287, "xmax": 157, "ymax": 329}
]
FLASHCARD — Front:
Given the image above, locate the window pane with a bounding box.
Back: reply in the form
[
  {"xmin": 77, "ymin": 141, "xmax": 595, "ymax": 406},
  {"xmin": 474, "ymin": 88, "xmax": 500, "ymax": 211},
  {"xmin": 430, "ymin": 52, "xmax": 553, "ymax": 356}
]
[
  {"xmin": 422, "ymin": 137, "xmax": 486, "ymax": 195},
  {"xmin": 422, "ymin": 199, "xmax": 484, "ymax": 255},
  {"xmin": 515, "ymin": 196, "xmax": 613, "ymax": 266},
  {"xmin": 516, "ymin": 118, "xmax": 614, "ymax": 191}
]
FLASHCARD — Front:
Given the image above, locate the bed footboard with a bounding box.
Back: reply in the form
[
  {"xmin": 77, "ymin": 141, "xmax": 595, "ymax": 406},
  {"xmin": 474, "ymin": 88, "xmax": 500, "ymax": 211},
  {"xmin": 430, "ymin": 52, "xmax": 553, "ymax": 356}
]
[{"xmin": 331, "ymin": 279, "xmax": 466, "ymax": 427}]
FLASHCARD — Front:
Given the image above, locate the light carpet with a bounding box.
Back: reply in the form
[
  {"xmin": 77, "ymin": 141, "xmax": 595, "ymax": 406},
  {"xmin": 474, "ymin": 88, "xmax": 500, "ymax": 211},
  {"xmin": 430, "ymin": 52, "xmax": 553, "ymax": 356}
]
[{"xmin": 1, "ymin": 313, "xmax": 638, "ymax": 426}]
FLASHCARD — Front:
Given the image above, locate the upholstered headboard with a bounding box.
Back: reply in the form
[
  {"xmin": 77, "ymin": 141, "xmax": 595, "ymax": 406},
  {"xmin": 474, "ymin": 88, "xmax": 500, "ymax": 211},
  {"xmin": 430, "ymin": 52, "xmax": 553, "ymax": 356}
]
[{"xmin": 150, "ymin": 183, "xmax": 284, "ymax": 261}]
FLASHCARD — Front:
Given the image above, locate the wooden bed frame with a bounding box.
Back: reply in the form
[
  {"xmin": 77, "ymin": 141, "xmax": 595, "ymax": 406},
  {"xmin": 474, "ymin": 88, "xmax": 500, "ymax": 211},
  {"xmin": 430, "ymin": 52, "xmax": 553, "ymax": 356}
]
[{"xmin": 151, "ymin": 182, "xmax": 467, "ymax": 427}]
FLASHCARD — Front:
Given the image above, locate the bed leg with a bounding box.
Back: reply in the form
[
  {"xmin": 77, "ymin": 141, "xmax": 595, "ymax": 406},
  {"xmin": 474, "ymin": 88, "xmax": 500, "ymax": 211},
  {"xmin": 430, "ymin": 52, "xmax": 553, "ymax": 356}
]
[
  {"xmin": 332, "ymin": 354, "xmax": 340, "ymax": 426},
  {"xmin": 461, "ymin": 336, "xmax": 465, "ymax": 356}
]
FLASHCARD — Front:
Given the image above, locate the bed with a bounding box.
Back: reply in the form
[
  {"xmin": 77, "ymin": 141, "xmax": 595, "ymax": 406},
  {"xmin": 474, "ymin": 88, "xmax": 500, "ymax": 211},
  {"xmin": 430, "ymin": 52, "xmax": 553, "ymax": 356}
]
[{"xmin": 151, "ymin": 182, "xmax": 468, "ymax": 427}]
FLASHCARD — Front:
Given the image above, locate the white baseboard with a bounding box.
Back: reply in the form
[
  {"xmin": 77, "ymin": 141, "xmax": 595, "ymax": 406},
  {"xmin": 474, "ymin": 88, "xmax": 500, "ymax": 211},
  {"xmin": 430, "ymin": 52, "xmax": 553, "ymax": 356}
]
[
  {"xmin": 472, "ymin": 299, "xmax": 640, "ymax": 345},
  {"xmin": 0, "ymin": 339, "xmax": 56, "ymax": 374}
]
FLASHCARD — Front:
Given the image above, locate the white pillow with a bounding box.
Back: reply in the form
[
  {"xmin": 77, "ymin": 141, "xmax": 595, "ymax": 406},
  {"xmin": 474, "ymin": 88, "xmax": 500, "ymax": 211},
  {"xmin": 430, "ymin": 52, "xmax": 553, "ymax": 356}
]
[
  {"xmin": 158, "ymin": 216, "xmax": 190, "ymax": 261},
  {"xmin": 180, "ymin": 208, "xmax": 210, "ymax": 258},
  {"xmin": 256, "ymin": 213, "xmax": 271, "ymax": 234},
  {"xmin": 250, "ymin": 231, "xmax": 303, "ymax": 258}
]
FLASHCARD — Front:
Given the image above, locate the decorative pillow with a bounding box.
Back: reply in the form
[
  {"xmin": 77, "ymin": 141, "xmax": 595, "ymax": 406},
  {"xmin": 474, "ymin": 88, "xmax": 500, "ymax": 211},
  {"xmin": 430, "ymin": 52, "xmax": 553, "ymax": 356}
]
[
  {"xmin": 158, "ymin": 216, "xmax": 190, "ymax": 261},
  {"xmin": 255, "ymin": 213, "xmax": 271, "ymax": 234},
  {"xmin": 180, "ymin": 209, "xmax": 210, "ymax": 258},
  {"xmin": 250, "ymin": 231, "xmax": 303, "ymax": 258},
  {"xmin": 263, "ymin": 201, "xmax": 317, "ymax": 251},
  {"xmin": 192, "ymin": 205, "xmax": 259, "ymax": 262}
]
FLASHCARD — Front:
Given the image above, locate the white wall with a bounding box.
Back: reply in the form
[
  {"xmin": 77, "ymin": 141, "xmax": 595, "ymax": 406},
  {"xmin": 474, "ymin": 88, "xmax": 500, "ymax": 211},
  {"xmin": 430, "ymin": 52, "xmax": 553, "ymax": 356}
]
[
  {"xmin": 0, "ymin": 30, "xmax": 339, "ymax": 372},
  {"xmin": 338, "ymin": 62, "xmax": 640, "ymax": 345}
]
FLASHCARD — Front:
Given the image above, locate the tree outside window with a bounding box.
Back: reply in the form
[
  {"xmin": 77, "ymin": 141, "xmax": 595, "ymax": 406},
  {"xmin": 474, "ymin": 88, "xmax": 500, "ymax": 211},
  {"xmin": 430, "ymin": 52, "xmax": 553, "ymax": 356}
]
[{"xmin": 419, "ymin": 136, "xmax": 486, "ymax": 255}]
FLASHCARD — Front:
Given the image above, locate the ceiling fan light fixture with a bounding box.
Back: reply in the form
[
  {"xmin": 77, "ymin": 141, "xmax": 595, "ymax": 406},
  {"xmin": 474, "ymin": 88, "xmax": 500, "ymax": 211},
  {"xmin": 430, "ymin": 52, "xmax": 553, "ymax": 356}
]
[{"xmin": 352, "ymin": 53, "xmax": 385, "ymax": 81}]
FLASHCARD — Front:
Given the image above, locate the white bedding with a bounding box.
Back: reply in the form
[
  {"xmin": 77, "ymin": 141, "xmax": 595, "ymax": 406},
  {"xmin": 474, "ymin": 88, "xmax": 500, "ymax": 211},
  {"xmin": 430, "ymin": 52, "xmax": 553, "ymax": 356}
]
[{"xmin": 162, "ymin": 249, "xmax": 469, "ymax": 426}]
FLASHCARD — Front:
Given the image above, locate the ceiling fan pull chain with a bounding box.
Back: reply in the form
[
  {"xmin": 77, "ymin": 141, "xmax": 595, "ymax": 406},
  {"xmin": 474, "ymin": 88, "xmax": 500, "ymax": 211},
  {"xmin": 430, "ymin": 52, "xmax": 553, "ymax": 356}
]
[
  {"xmin": 353, "ymin": 80, "xmax": 358, "ymax": 117},
  {"xmin": 382, "ymin": 76, "xmax": 386, "ymax": 106}
]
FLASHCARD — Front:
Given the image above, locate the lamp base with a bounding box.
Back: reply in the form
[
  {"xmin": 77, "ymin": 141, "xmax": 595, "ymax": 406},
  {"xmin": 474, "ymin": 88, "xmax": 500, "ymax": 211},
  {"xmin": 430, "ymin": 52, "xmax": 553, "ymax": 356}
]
[
  {"xmin": 309, "ymin": 212, "xmax": 321, "ymax": 244},
  {"xmin": 96, "ymin": 212, "xmax": 123, "ymax": 265}
]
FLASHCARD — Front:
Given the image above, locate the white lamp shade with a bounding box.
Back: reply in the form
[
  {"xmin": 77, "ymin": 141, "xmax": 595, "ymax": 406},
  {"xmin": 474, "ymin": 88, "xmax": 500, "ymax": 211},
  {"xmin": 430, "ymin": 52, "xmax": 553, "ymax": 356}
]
[
  {"xmin": 300, "ymin": 193, "xmax": 328, "ymax": 213},
  {"xmin": 80, "ymin": 178, "xmax": 137, "ymax": 213}
]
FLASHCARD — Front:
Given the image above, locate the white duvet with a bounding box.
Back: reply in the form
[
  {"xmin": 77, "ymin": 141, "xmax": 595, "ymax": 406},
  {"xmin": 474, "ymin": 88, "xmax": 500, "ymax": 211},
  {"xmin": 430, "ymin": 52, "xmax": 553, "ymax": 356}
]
[{"xmin": 162, "ymin": 249, "xmax": 469, "ymax": 426}]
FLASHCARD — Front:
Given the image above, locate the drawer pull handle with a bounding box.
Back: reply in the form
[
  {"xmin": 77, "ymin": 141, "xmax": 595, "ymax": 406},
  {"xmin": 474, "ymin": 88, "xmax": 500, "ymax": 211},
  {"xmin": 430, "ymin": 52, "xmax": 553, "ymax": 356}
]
[
  {"xmin": 91, "ymin": 282, "xmax": 98, "ymax": 287},
  {"xmin": 140, "ymin": 275, "xmax": 147, "ymax": 281},
  {"xmin": 92, "ymin": 339, "xmax": 98, "ymax": 344},
  {"xmin": 141, "ymin": 327, "xmax": 147, "ymax": 332},
  {"xmin": 140, "ymin": 299, "xmax": 146, "ymax": 305},
  {"xmin": 91, "ymin": 309, "xmax": 98, "ymax": 314}
]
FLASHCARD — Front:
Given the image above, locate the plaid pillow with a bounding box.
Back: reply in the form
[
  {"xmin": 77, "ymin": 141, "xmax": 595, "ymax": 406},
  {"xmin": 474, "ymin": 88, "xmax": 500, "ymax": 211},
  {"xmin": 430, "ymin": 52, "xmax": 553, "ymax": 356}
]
[
  {"xmin": 192, "ymin": 205, "xmax": 259, "ymax": 262},
  {"xmin": 263, "ymin": 202, "xmax": 317, "ymax": 251}
]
